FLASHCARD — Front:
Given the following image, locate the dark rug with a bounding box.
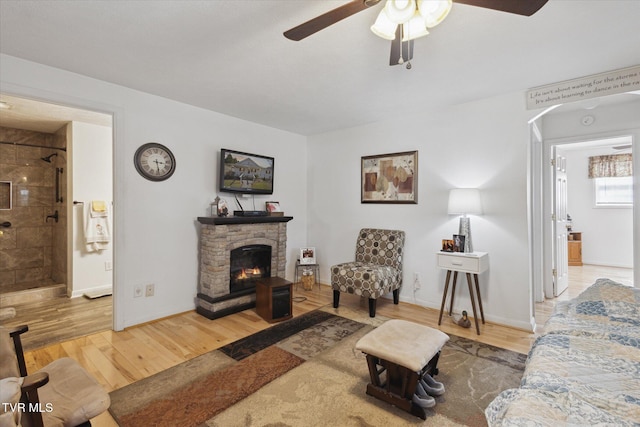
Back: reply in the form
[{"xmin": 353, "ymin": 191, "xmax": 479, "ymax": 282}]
[{"xmin": 109, "ymin": 311, "xmax": 526, "ymax": 427}]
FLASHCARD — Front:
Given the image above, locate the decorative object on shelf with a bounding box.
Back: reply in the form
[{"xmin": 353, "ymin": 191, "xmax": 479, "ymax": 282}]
[
  {"xmin": 134, "ymin": 142, "xmax": 176, "ymax": 181},
  {"xmin": 266, "ymin": 201, "xmax": 283, "ymax": 216},
  {"xmin": 447, "ymin": 188, "xmax": 482, "ymax": 253},
  {"xmin": 212, "ymin": 196, "xmax": 228, "ymax": 217},
  {"xmin": 300, "ymin": 247, "xmax": 316, "ymax": 265},
  {"xmin": 457, "ymin": 310, "xmax": 471, "ymax": 328},
  {"xmin": 361, "ymin": 150, "xmax": 417, "ymax": 203},
  {"xmin": 301, "ymin": 268, "xmax": 315, "ymax": 291}
]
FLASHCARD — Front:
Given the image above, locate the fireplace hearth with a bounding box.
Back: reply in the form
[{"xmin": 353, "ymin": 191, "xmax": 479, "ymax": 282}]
[{"xmin": 196, "ymin": 216, "xmax": 293, "ymax": 319}]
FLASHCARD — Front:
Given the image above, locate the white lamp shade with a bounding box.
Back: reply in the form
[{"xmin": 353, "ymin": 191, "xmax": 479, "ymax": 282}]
[
  {"xmin": 418, "ymin": 0, "xmax": 452, "ymax": 28},
  {"xmin": 402, "ymin": 13, "xmax": 429, "ymax": 41},
  {"xmin": 448, "ymin": 188, "xmax": 483, "ymax": 215},
  {"xmin": 385, "ymin": 0, "xmax": 417, "ymax": 24},
  {"xmin": 371, "ymin": 9, "xmax": 398, "ymax": 40}
]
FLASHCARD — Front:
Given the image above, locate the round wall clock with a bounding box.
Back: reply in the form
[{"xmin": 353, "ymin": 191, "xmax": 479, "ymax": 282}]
[{"xmin": 134, "ymin": 142, "xmax": 176, "ymax": 181}]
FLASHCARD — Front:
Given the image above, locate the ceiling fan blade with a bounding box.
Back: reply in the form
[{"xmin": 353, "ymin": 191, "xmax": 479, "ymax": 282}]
[
  {"xmin": 389, "ymin": 26, "xmax": 413, "ymax": 66},
  {"xmin": 453, "ymin": 0, "xmax": 548, "ymax": 16},
  {"xmin": 284, "ymin": 0, "xmax": 380, "ymax": 41}
]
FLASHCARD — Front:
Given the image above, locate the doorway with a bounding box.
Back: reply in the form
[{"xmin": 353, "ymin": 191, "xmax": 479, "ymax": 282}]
[
  {"xmin": 550, "ymin": 137, "xmax": 634, "ymax": 297},
  {"xmin": 0, "ymin": 93, "xmax": 114, "ymax": 347},
  {"xmin": 530, "ymin": 94, "xmax": 640, "ymax": 327}
]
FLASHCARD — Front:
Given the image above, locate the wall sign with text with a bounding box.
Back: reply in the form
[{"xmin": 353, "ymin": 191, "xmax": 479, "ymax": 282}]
[{"xmin": 526, "ymin": 65, "xmax": 640, "ymax": 110}]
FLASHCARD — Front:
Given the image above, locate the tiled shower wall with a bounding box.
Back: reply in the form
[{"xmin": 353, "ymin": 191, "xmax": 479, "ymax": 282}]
[{"xmin": 0, "ymin": 126, "xmax": 67, "ymax": 293}]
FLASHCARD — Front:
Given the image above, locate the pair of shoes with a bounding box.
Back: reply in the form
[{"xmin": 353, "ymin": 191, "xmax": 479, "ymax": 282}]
[
  {"xmin": 420, "ymin": 374, "xmax": 445, "ymax": 396},
  {"xmin": 412, "ymin": 381, "xmax": 436, "ymax": 409}
]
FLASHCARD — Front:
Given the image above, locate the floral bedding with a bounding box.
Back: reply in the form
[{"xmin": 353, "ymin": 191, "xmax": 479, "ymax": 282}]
[{"xmin": 485, "ymin": 278, "xmax": 640, "ymax": 426}]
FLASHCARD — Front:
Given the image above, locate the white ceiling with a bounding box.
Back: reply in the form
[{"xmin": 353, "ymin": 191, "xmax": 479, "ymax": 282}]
[{"xmin": 1, "ymin": 0, "xmax": 640, "ymax": 136}]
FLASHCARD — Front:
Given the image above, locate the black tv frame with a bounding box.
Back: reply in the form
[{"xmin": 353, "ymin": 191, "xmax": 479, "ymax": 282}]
[{"xmin": 219, "ymin": 148, "xmax": 274, "ymax": 195}]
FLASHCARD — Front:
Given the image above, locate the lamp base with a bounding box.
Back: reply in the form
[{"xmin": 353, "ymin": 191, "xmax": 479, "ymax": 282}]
[{"xmin": 458, "ymin": 217, "xmax": 473, "ymax": 253}]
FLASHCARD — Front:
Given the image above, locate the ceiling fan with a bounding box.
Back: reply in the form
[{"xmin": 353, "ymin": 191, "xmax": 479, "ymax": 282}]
[{"xmin": 284, "ymin": 0, "xmax": 549, "ymax": 67}]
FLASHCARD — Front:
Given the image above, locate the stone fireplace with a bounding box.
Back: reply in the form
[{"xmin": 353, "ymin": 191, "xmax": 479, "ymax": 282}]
[{"xmin": 196, "ymin": 216, "xmax": 292, "ymax": 319}]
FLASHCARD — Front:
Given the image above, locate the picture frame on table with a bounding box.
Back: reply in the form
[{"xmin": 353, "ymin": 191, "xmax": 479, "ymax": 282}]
[
  {"xmin": 361, "ymin": 150, "xmax": 417, "ymax": 204},
  {"xmin": 442, "ymin": 239, "xmax": 455, "ymax": 252},
  {"xmin": 300, "ymin": 247, "xmax": 316, "ymax": 265},
  {"xmin": 453, "ymin": 235, "xmax": 466, "ymax": 252},
  {"xmin": 266, "ymin": 201, "xmax": 283, "ymax": 216}
]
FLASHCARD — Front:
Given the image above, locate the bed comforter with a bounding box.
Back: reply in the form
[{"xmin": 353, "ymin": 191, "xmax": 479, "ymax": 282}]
[{"xmin": 485, "ymin": 278, "xmax": 640, "ymax": 426}]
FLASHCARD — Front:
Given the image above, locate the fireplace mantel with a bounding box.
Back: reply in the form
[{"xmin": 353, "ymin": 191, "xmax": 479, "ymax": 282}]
[{"xmin": 197, "ymin": 216, "xmax": 293, "ymax": 225}]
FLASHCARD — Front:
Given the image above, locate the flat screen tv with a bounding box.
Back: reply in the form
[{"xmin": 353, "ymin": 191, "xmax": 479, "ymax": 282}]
[{"xmin": 219, "ymin": 148, "xmax": 274, "ymax": 195}]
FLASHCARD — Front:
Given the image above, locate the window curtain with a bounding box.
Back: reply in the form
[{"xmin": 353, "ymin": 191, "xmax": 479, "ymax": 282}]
[{"xmin": 588, "ymin": 153, "xmax": 633, "ymax": 178}]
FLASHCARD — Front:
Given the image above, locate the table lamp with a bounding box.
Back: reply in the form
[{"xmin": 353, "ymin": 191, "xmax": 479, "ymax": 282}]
[{"xmin": 447, "ymin": 188, "xmax": 482, "ymax": 253}]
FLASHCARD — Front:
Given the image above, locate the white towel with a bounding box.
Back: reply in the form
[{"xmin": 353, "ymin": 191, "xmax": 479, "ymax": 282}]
[{"xmin": 84, "ymin": 201, "xmax": 110, "ymax": 252}]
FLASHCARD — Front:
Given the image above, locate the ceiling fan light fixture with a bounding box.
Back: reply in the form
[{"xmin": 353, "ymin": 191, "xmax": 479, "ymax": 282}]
[
  {"xmin": 401, "ymin": 13, "xmax": 429, "ymax": 41},
  {"xmin": 385, "ymin": 0, "xmax": 417, "ymax": 24},
  {"xmin": 418, "ymin": 0, "xmax": 452, "ymax": 28},
  {"xmin": 371, "ymin": 9, "xmax": 398, "ymax": 40}
]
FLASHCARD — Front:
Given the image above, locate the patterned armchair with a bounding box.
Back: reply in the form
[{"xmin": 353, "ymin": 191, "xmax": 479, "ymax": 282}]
[{"xmin": 331, "ymin": 228, "xmax": 405, "ymax": 317}]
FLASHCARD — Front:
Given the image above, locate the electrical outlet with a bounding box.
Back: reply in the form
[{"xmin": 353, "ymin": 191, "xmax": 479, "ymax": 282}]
[
  {"xmin": 145, "ymin": 284, "xmax": 155, "ymax": 297},
  {"xmin": 134, "ymin": 285, "xmax": 143, "ymax": 298},
  {"xmin": 105, "ymin": 261, "xmax": 112, "ymax": 271},
  {"xmin": 413, "ymin": 272, "xmax": 421, "ymax": 290}
]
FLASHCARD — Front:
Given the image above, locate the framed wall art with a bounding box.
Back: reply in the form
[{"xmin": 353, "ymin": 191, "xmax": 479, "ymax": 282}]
[{"xmin": 361, "ymin": 150, "xmax": 417, "ymax": 204}]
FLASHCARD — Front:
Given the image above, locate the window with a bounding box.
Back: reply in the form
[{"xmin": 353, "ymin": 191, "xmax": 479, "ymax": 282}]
[{"xmin": 594, "ymin": 176, "xmax": 633, "ymax": 207}]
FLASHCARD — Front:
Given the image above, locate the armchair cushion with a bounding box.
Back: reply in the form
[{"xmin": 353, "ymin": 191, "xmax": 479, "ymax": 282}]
[
  {"xmin": 0, "ymin": 377, "xmax": 23, "ymax": 427},
  {"xmin": 331, "ymin": 261, "xmax": 401, "ymax": 299},
  {"xmin": 38, "ymin": 357, "xmax": 111, "ymax": 427},
  {"xmin": 0, "ymin": 326, "xmax": 110, "ymax": 427}
]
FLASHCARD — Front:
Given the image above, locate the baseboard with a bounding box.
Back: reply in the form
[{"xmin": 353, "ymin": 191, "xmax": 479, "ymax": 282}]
[
  {"xmin": 581, "ymin": 261, "xmax": 634, "ymax": 269},
  {"xmin": 398, "ymin": 295, "xmax": 536, "ymax": 332}
]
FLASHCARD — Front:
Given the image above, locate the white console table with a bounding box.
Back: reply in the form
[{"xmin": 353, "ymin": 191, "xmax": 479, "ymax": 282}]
[{"xmin": 437, "ymin": 252, "xmax": 489, "ymax": 335}]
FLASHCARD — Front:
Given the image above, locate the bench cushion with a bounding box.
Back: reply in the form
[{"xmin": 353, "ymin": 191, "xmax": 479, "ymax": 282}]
[{"xmin": 355, "ymin": 319, "xmax": 449, "ymax": 372}]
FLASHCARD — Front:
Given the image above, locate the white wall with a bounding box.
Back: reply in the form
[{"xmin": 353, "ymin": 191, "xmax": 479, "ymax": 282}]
[
  {"xmin": 562, "ymin": 146, "xmax": 633, "ymax": 268},
  {"xmin": 0, "ymin": 54, "xmax": 308, "ymax": 329},
  {"xmin": 70, "ymin": 121, "xmax": 114, "ymax": 296},
  {"xmin": 308, "ymin": 92, "xmax": 535, "ymax": 331}
]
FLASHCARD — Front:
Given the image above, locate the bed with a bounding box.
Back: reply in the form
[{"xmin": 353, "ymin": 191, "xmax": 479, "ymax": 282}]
[{"xmin": 485, "ymin": 278, "xmax": 640, "ymax": 426}]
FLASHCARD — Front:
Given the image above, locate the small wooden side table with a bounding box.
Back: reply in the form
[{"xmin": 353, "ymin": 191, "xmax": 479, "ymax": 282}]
[{"xmin": 437, "ymin": 252, "xmax": 489, "ymax": 335}]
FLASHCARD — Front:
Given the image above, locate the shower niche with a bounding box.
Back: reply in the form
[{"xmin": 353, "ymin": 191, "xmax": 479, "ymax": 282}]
[{"xmin": 0, "ymin": 181, "xmax": 11, "ymax": 210}]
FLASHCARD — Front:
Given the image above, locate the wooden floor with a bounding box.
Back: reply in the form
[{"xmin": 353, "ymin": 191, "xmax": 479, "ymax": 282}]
[
  {"xmin": 533, "ymin": 264, "xmax": 634, "ymax": 324},
  {"xmin": 1, "ymin": 294, "xmax": 113, "ymax": 351},
  {"xmin": 9, "ymin": 265, "xmax": 633, "ymax": 427}
]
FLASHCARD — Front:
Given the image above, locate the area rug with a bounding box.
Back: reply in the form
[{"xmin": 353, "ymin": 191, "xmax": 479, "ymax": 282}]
[{"xmin": 109, "ymin": 310, "xmax": 526, "ymax": 427}]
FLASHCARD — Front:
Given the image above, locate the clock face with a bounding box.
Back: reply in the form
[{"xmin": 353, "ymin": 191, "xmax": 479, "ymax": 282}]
[{"xmin": 134, "ymin": 143, "xmax": 176, "ymax": 181}]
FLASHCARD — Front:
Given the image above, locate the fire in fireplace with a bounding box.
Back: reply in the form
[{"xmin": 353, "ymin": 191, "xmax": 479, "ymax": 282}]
[{"xmin": 229, "ymin": 244, "xmax": 272, "ymax": 293}]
